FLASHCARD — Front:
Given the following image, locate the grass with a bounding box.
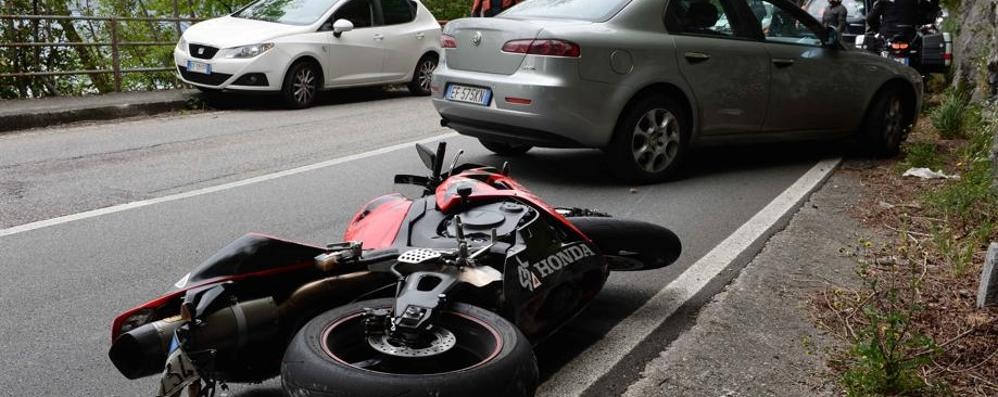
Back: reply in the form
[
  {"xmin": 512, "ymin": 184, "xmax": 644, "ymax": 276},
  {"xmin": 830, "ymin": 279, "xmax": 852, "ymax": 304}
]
[
  {"xmin": 930, "ymin": 93, "xmax": 968, "ymax": 139},
  {"xmin": 899, "ymin": 141, "xmax": 944, "ymax": 170}
]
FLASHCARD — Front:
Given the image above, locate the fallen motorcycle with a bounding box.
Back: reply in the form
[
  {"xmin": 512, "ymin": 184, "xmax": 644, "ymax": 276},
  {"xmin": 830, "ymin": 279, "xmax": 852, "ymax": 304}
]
[{"xmin": 108, "ymin": 142, "xmax": 682, "ymax": 397}]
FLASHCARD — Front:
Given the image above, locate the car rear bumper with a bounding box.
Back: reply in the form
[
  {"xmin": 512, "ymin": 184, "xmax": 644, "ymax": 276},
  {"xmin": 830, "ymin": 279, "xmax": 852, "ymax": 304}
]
[
  {"xmin": 430, "ymin": 63, "xmax": 618, "ymax": 148},
  {"xmin": 173, "ymin": 47, "xmax": 284, "ymax": 91}
]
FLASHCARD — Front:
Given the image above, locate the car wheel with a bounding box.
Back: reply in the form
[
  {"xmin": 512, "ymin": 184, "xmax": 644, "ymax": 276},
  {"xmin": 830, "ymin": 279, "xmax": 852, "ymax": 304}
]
[
  {"xmin": 282, "ymin": 61, "xmax": 320, "ymax": 109},
  {"xmin": 860, "ymin": 88, "xmax": 908, "ymax": 157},
  {"xmin": 407, "ymin": 54, "xmax": 438, "ymax": 96},
  {"xmin": 479, "ymin": 139, "xmax": 532, "ymax": 156},
  {"xmin": 281, "ymin": 298, "xmax": 538, "ymax": 397},
  {"xmin": 607, "ymin": 95, "xmax": 689, "ymax": 184}
]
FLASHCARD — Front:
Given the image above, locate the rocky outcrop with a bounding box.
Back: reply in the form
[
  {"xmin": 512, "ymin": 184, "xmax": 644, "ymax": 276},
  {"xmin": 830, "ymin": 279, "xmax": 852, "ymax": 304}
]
[{"xmin": 951, "ymin": 0, "xmax": 998, "ymax": 102}]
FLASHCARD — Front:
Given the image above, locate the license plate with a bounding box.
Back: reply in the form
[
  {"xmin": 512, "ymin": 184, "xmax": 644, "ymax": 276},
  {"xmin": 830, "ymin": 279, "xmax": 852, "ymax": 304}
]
[
  {"xmin": 157, "ymin": 338, "xmax": 199, "ymax": 397},
  {"xmin": 186, "ymin": 60, "xmax": 211, "ymax": 75},
  {"xmin": 892, "ymin": 56, "xmax": 909, "ymax": 65},
  {"xmin": 446, "ymin": 84, "xmax": 491, "ymax": 106}
]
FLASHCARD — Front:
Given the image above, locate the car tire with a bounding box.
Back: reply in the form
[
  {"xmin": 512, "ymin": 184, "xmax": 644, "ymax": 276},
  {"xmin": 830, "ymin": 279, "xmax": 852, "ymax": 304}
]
[
  {"xmin": 859, "ymin": 87, "xmax": 908, "ymax": 157},
  {"xmin": 479, "ymin": 139, "xmax": 533, "ymax": 156},
  {"xmin": 407, "ymin": 54, "xmax": 438, "ymax": 96},
  {"xmin": 607, "ymin": 95, "xmax": 689, "ymax": 184},
  {"xmin": 281, "ymin": 298, "xmax": 538, "ymax": 397},
  {"xmin": 281, "ymin": 61, "xmax": 320, "ymax": 109}
]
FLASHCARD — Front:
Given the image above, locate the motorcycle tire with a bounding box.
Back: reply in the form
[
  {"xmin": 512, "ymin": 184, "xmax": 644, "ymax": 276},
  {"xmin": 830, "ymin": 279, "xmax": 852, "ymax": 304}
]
[
  {"xmin": 570, "ymin": 217, "xmax": 682, "ymax": 271},
  {"xmin": 281, "ymin": 298, "xmax": 538, "ymax": 397}
]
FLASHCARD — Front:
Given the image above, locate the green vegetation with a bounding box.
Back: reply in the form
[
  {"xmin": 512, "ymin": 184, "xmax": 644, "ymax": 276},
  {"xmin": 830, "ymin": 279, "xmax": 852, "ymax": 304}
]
[
  {"xmin": 929, "ymin": 91, "xmax": 969, "ymax": 139},
  {"xmin": 840, "ymin": 253, "xmax": 941, "ymax": 397},
  {"xmin": 899, "ymin": 141, "xmax": 944, "ymax": 170}
]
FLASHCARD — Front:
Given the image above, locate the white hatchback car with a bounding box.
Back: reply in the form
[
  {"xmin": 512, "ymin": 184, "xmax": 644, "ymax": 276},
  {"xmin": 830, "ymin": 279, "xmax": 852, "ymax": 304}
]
[{"xmin": 174, "ymin": 0, "xmax": 442, "ymax": 108}]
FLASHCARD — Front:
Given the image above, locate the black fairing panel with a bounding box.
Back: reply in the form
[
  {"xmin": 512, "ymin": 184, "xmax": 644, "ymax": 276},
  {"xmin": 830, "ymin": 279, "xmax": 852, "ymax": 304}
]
[{"xmin": 188, "ymin": 234, "xmax": 326, "ymax": 283}]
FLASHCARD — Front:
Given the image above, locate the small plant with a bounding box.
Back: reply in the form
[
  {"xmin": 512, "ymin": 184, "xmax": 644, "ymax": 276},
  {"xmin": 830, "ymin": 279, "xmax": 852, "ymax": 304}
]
[
  {"xmin": 930, "ymin": 93, "xmax": 967, "ymax": 139},
  {"xmin": 838, "ymin": 240, "xmax": 941, "ymax": 396},
  {"xmin": 901, "ymin": 141, "xmax": 944, "ymax": 170}
]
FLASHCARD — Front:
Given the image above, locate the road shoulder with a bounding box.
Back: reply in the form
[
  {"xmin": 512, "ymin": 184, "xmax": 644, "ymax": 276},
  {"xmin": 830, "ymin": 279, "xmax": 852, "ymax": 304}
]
[
  {"xmin": 0, "ymin": 89, "xmax": 195, "ymax": 133},
  {"xmin": 623, "ymin": 167, "xmax": 872, "ymax": 397}
]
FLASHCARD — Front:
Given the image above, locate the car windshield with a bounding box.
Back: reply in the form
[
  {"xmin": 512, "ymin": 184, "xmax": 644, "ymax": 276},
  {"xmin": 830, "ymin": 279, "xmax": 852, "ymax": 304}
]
[
  {"xmin": 501, "ymin": 0, "xmax": 633, "ymax": 22},
  {"xmin": 233, "ymin": 0, "xmax": 340, "ymax": 25},
  {"xmin": 804, "ymin": 0, "xmax": 865, "ymax": 19}
]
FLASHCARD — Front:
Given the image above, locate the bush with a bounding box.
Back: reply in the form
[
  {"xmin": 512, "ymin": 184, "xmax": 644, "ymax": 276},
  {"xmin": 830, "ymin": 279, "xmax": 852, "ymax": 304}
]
[
  {"xmin": 930, "ymin": 93, "xmax": 967, "ymax": 139},
  {"xmin": 901, "ymin": 141, "xmax": 944, "ymax": 170},
  {"xmin": 424, "ymin": 0, "xmax": 471, "ymax": 20}
]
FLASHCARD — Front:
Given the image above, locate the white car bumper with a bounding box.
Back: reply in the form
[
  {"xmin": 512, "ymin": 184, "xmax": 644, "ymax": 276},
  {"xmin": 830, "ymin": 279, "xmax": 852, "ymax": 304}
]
[{"xmin": 173, "ymin": 46, "xmax": 288, "ymax": 91}]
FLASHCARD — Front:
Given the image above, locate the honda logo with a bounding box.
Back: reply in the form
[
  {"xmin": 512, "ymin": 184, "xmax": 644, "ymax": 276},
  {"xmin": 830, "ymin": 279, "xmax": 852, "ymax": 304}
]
[{"xmin": 472, "ymin": 32, "xmax": 482, "ymax": 47}]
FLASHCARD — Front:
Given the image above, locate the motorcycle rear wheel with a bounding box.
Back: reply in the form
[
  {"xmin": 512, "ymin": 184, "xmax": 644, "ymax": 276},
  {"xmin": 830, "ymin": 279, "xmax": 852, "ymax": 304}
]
[
  {"xmin": 281, "ymin": 298, "xmax": 538, "ymax": 397},
  {"xmin": 570, "ymin": 217, "xmax": 682, "ymax": 271}
]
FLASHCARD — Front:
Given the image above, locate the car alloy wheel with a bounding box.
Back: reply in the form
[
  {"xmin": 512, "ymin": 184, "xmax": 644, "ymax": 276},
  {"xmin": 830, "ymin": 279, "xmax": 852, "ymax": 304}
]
[
  {"xmin": 631, "ymin": 108, "xmax": 681, "ymax": 174},
  {"xmin": 882, "ymin": 96, "xmax": 903, "ymax": 149},
  {"xmin": 293, "ymin": 68, "xmax": 316, "ymax": 105},
  {"xmin": 418, "ymin": 59, "xmax": 436, "ymax": 92}
]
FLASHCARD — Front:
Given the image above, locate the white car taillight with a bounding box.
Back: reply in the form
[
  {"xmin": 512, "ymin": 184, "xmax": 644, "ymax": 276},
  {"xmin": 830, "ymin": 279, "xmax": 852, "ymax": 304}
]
[
  {"xmin": 441, "ymin": 34, "xmax": 457, "ymax": 49},
  {"xmin": 501, "ymin": 39, "xmax": 581, "ymax": 58}
]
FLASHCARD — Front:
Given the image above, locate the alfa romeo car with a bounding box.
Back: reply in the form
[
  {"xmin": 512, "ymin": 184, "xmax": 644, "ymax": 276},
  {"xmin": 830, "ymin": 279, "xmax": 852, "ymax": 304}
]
[
  {"xmin": 174, "ymin": 0, "xmax": 441, "ymax": 108},
  {"xmin": 431, "ymin": 0, "xmax": 923, "ymax": 182}
]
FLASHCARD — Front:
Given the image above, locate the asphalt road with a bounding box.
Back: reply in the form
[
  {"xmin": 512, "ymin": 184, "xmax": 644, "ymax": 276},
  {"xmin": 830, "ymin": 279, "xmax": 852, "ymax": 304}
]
[{"xmin": 0, "ymin": 89, "xmax": 838, "ymax": 396}]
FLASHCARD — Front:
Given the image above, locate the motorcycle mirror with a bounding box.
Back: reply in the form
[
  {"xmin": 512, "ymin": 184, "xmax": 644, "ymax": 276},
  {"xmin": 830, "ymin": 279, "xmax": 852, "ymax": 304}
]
[{"xmin": 415, "ymin": 143, "xmax": 437, "ymax": 172}]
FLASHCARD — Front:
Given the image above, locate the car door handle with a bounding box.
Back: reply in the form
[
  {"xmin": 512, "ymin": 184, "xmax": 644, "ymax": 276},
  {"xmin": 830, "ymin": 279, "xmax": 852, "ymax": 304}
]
[
  {"xmin": 772, "ymin": 58, "xmax": 796, "ymax": 67},
  {"xmin": 373, "ymin": 34, "xmax": 384, "ymax": 41},
  {"xmin": 683, "ymin": 52, "xmax": 710, "ymax": 63},
  {"xmin": 415, "ymin": 32, "xmax": 425, "ymax": 40}
]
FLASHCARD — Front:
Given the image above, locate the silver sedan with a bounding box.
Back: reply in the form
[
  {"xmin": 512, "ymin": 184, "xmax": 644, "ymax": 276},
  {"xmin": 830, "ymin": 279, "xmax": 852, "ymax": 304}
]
[{"xmin": 431, "ymin": 0, "xmax": 923, "ymax": 182}]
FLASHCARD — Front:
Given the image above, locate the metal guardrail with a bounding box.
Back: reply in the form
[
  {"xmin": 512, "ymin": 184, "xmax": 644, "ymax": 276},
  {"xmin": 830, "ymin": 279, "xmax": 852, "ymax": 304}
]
[{"xmin": 0, "ymin": 14, "xmax": 203, "ymax": 91}]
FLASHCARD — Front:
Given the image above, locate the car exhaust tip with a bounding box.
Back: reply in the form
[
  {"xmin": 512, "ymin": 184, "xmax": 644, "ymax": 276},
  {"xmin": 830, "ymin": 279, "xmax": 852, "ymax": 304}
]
[
  {"xmin": 108, "ymin": 319, "xmax": 180, "ymax": 379},
  {"xmin": 440, "ymin": 118, "xmax": 449, "ymax": 127}
]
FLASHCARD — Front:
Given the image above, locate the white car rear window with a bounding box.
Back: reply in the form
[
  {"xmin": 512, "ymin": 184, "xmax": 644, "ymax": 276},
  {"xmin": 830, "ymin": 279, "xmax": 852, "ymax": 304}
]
[{"xmin": 501, "ymin": 0, "xmax": 633, "ymax": 22}]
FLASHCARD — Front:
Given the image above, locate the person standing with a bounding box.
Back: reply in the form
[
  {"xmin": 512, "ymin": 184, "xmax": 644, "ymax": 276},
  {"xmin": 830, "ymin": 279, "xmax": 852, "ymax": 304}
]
[
  {"xmin": 822, "ymin": 0, "xmax": 848, "ymax": 33},
  {"xmin": 471, "ymin": 0, "xmax": 522, "ymax": 17}
]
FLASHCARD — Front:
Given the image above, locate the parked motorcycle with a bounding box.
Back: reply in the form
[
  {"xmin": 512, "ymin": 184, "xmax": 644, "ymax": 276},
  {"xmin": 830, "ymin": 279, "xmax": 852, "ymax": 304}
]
[{"xmin": 108, "ymin": 142, "xmax": 682, "ymax": 397}]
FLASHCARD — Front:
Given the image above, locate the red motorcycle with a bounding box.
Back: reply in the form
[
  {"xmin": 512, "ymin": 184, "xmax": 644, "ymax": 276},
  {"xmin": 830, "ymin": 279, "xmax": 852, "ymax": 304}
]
[{"xmin": 108, "ymin": 143, "xmax": 681, "ymax": 397}]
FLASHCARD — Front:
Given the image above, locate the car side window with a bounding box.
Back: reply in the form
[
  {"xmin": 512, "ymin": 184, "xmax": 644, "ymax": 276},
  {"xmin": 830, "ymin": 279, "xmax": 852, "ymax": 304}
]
[
  {"xmin": 747, "ymin": 0, "xmax": 823, "ymax": 46},
  {"xmin": 332, "ymin": 0, "xmax": 375, "ymax": 28},
  {"xmin": 664, "ymin": 0, "xmax": 752, "ymax": 39},
  {"xmin": 381, "ymin": 0, "xmax": 416, "ymax": 25}
]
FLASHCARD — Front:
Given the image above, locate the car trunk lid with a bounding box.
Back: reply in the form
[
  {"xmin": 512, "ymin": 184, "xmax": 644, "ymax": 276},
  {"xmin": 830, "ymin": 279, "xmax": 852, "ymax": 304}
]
[{"xmin": 443, "ymin": 18, "xmax": 586, "ymax": 75}]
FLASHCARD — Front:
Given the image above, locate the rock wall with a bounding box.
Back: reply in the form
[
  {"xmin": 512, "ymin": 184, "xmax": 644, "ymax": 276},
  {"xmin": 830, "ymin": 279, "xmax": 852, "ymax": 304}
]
[{"xmin": 951, "ymin": 0, "xmax": 998, "ymax": 102}]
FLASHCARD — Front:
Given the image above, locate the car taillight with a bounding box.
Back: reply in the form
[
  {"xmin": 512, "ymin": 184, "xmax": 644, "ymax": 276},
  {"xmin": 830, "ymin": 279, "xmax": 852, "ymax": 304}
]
[
  {"xmin": 501, "ymin": 39, "xmax": 581, "ymax": 58},
  {"xmin": 441, "ymin": 34, "xmax": 457, "ymax": 49},
  {"xmin": 890, "ymin": 42, "xmax": 909, "ymax": 50}
]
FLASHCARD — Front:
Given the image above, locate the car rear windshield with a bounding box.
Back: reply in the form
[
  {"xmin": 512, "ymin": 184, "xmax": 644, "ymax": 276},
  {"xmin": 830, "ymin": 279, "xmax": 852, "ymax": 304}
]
[
  {"xmin": 233, "ymin": 0, "xmax": 340, "ymax": 25},
  {"xmin": 501, "ymin": 0, "xmax": 633, "ymax": 22}
]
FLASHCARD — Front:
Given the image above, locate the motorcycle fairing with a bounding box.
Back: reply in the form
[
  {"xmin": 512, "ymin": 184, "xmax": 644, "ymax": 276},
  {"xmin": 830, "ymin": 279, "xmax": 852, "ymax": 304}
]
[{"xmin": 343, "ymin": 193, "xmax": 412, "ymax": 250}]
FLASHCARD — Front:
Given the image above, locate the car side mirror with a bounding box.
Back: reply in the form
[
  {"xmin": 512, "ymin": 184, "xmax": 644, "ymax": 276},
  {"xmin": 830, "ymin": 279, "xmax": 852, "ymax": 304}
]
[
  {"xmin": 332, "ymin": 19, "xmax": 354, "ymax": 38},
  {"xmin": 822, "ymin": 26, "xmax": 840, "ymax": 48}
]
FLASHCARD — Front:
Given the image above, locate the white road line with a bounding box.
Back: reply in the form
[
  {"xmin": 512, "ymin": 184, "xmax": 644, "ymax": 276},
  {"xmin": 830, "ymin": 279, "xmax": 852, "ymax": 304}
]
[
  {"xmin": 0, "ymin": 132, "xmax": 458, "ymax": 238},
  {"xmin": 537, "ymin": 157, "xmax": 842, "ymax": 397}
]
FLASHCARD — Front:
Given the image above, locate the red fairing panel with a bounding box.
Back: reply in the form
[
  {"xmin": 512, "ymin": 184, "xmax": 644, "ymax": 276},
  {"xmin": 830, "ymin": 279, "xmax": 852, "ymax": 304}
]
[
  {"xmin": 435, "ymin": 169, "xmax": 591, "ymax": 242},
  {"xmin": 343, "ymin": 193, "xmax": 413, "ymax": 249}
]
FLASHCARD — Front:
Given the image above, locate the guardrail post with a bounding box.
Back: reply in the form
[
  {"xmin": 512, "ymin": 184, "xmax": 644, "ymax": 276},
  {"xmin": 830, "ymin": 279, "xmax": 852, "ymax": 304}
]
[
  {"xmin": 110, "ymin": 16, "xmax": 121, "ymax": 92},
  {"xmin": 172, "ymin": 0, "xmax": 181, "ymax": 37}
]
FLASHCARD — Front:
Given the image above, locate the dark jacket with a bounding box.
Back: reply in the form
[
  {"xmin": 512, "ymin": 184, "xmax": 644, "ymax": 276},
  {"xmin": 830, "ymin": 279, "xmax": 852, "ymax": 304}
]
[
  {"xmin": 822, "ymin": 3, "xmax": 848, "ymax": 33},
  {"xmin": 867, "ymin": 0, "xmax": 918, "ymax": 38}
]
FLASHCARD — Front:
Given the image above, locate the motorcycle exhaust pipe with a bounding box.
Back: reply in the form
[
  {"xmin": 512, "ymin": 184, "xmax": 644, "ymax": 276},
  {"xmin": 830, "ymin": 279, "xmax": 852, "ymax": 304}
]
[
  {"xmin": 108, "ymin": 297, "xmax": 279, "ymax": 379},
  {"xmin": 108, "ymin": 317, "xmax": 183, "ymax": 379}
]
